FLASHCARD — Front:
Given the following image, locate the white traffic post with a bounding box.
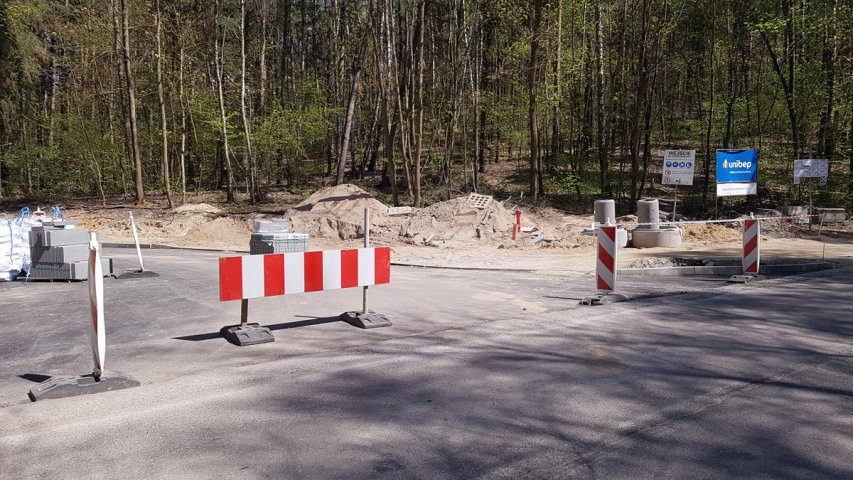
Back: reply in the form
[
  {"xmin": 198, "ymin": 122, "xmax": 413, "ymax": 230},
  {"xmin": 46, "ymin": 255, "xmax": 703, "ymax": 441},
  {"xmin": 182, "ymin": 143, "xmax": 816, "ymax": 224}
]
[
  {"xmin": 129, "ymin": 211, "xmax": 145, "ymax": 272},
  {"xmin": 596, "ymin": 221, "xmax": 617, "ymax": 293},
  {"xmin": 742, "ymin": 214, "xmax": 760, "ymax": 275},
  {"xmin": 88, "ymin": 232, "xmax": 106, "ymax": 379},
  {"xmin": 363, "ymin": 208, "xmax": 370, "ymax": 315}
]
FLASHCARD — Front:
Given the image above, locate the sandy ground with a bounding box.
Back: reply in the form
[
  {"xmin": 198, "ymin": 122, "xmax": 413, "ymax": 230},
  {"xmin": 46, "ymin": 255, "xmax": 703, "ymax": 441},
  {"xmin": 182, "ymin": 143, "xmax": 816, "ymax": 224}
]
[{"xmin": 5, "ymin": 184, "xmax": 852, "ymax": 272}]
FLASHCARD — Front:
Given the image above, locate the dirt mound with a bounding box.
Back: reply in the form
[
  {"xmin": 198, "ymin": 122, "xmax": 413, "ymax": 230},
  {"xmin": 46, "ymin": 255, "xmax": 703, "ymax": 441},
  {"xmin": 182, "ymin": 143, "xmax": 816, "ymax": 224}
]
[
  {"xmin": 174, "ymin": 203, "xmax": 221, "ymax": 214},
  {"xmin": 76, "ymin": 210, "xmax": 251, "ymax": 250},
  {"xmin": 398, "ymin": 196, "xmax": 514, "ymax": 247},
  {"xmin": 286, "ymin": 184, "xmax": 390, "ymax": 240},
  {"xmin": 679, "ymin": 223, "xmax": 741, "ymax": 243}
]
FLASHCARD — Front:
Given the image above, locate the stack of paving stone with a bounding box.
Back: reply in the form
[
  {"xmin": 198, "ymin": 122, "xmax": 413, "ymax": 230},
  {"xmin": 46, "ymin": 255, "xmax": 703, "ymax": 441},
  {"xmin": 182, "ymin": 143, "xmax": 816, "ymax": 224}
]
[{"xmin": 28, "ymin": 222, "xmax": 113, "ymax": 281}]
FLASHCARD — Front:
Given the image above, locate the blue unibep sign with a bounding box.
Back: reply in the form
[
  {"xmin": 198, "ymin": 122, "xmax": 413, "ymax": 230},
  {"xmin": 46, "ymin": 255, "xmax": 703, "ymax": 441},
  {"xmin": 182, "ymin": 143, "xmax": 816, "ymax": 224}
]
[{"xmin": 716, "ymin": 150, "xmax": 758, "ymax": 183}]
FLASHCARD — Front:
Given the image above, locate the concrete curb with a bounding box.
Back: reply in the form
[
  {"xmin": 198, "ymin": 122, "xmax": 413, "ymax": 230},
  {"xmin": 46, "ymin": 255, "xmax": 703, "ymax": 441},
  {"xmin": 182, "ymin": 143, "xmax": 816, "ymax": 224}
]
[{"xmin": 619, "ymin": 262, "xmax": 836, "ymax": 277}]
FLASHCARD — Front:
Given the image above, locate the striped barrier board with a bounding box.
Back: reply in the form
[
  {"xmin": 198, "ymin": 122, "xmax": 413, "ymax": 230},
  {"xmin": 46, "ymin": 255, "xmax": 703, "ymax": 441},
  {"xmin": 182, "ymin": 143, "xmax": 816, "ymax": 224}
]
[
  {"xmin": 742, "ymin": 219, "xmax": 760, "ymax": 274},
  {"xmin": 596, "ymin": 226, "xmax": 617, "ymax": 293},
  {"xmin": 219, "ymin": 247, "xmax": 391, "ymax": 301}
]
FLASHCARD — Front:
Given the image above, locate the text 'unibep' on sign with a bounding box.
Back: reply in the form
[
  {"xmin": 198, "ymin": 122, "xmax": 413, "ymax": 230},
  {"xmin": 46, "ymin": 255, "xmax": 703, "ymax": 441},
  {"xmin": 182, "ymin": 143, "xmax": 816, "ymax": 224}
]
[
  {"xmin": 662, "ymin": 150, "xmax": 696, "ymax": 186},
  {"xmin": 716, "ymin": 149, "xmax": 758, "ymax": 184}
]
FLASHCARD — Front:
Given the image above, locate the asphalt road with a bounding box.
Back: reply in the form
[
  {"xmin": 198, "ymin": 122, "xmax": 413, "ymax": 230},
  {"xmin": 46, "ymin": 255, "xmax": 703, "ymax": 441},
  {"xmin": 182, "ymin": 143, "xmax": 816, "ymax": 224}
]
[{"xmin": 1, "ymin": 248, "xmax": 851, "ymax": 479}]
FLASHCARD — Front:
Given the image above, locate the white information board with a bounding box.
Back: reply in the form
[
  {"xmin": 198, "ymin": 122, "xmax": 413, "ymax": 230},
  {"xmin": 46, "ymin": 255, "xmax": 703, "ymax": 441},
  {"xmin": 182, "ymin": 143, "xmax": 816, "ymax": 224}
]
[
  {"xmin": 793, "ymin": 159, "xmax": 828, "ymax": 185},
  {"xmin": 717, "ymin": 182, "xmax": 757, "ymax": 197},
  {"xmin": 662, "ymin": 150, "xmax": 696, "ymax": 186}
]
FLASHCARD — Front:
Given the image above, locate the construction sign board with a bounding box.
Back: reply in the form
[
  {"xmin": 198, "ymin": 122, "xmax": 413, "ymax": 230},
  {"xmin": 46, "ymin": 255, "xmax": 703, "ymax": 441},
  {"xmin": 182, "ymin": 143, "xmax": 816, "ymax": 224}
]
[
  {"xmin": 716, "ymin": 149, "xmax": 758, "ymax": 197},
  {"xmin": 662, "ymin": 150, "xmax": 695, "ymax": 185},
  {"xmin": 793, "ymin": 159, "xmax": 828, "ymax": 185}
]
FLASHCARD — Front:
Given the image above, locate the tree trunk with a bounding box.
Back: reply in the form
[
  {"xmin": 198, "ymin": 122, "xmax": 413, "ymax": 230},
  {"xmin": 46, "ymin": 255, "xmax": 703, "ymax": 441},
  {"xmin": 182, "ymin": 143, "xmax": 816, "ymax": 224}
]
[
  {"xmin": 552, "ymin": 2, "xmax": 563, "ymax": 169},
  {"xmin": 703, "ymin": 0, "xmax": 716, "ymax": 204},
  {"xmin": 178, "ymin": 44, "xmax": 188, "ymax": 202},
  {"xmin": 594, "ymin": 0, "xmax": 607, "ymax": 197},
  {"xmin": 155, "ymin": 0, "xmax": 174, "ymax": 208},
  {"xmin": 412, "ymin": 0, "xmax": 426, "ymax": 207},
  {"xmin": 335, "ymin": 37, "xmax": 368, "ymax": 186},
  {"xmin": 120, "ymin": 0, "xmax": 145, "ymax": 204},
  {"xmin": 528, "ymin": 0, "xmax": 543, "ymax": 200},
  {"xmin": 629, "ymin": 0, "xmax": 650, "ymax": 203},
  {"xmin": 214, "ymin": 0, "xmax": 234, "ymax": 202},
  {"xmin": 239, "ymin": 0, "xmax": 259, "ymax": 203},
  {"xmin": 818, "ymin": 0, "xmax": 838, "ymax": 159}
]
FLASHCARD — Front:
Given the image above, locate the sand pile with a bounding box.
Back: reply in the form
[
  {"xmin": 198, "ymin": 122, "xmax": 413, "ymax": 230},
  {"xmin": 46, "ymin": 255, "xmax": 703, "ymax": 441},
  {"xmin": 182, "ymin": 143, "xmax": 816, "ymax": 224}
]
[
  {"xmin": 174, "ymin": 203, "xmax": 221, "ymax": 214},
  {"xmin": 679, "ymin": 223, "xmax": 741, "ymax": 243},
  {"xmin": 76, "ymin": 210, "xmax": 251, "ymax": 249},
  {"xmin": 286, "ymin": 184, "xmax": 391, "ymax": 240},
  {"xmin": 398, "ymin": 196, "xmax": 514, "ymax": 247}
]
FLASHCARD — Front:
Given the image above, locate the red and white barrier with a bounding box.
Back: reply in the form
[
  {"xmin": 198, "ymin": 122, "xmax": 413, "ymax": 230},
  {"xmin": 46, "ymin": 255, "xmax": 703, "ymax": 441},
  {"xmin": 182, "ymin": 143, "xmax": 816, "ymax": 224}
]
[
  {"xmin": 88, "ymin": 233, "xmax": 105, "ymax": 377},
  {"xmin": 219, "ymin": 247, "xmax": 391, "ymax": 302},
  {"xmin": 742, "ymin": 218, "xmax": 760, "ymax": 274},
  {"xmin": 596, "ymin": 225, "xmax": 617, "ymax": 293}
]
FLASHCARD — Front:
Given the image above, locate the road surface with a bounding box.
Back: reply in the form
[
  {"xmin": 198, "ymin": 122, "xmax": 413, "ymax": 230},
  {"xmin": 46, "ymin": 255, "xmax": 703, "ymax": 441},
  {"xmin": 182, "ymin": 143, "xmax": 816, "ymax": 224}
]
[{"xmin": 1, "ymin": 249, "xmax": 851, "ymax": 478}]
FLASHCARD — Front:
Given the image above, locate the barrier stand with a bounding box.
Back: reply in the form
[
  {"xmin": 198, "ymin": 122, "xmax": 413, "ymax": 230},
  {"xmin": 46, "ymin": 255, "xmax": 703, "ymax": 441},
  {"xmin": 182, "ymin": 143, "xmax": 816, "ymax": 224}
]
[
  {"xmin": 29, "ymin": 233, "xmax": 139, "ymax": 401},
  {"xmin": 220, "ymin": 285, "xmax": 276, "ymax": 346},
  {"xmin": 339, "ymin": 209, "xmax": 392, "ymax": 329},
  {"xmin": 580, "ymin": 221, "xmax": 627, "ymax": 305},
  {"xmin": 116, "ymin": 211, "xmax": 160, "ymax": 279},
  {"xmin": 728, "ymin": 213, "xmax": 762, "ymax": 283}
]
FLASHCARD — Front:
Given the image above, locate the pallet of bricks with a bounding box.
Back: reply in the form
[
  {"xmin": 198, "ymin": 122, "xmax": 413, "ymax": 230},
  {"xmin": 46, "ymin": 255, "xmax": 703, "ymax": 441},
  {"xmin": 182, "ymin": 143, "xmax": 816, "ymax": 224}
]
[
  {"xmin": 249, "ymin": 220, "xmax": 309, "ymax": 254},
  {"xmin": 28, "ymin": 222, "xmax": 113, "ymax": 281}
]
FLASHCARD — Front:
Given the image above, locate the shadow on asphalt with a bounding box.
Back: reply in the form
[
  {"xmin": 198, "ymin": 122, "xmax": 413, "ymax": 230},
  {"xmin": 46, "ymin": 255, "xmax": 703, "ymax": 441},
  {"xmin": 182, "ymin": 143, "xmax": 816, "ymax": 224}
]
[
  {"xmin": 18, "ymin": 373, "xmax": 51, "ymax": 383},
  {"xmin": 171, "ymin": 316, "xmax": 344, "ymax": 341}
]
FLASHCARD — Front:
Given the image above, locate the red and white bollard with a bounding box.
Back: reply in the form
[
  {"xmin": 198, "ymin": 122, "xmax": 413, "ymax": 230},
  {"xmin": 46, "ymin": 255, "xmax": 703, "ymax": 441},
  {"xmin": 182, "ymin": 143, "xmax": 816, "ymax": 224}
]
[
  {"xmin": 596, "ymin": 224, "xmax": 617, "ymax": 293},
  {"xmin": 581, "ymin": 222, "xmax": 621, "ymax": 305},
  {"xmin": 742, "ymin": 216, "xmax": 760, "ymax": 274},
  {"xmin": 28, "ymin": 232, "xmax": 140, "ymax": 401},
  {"xmin": 729, "ymin": 214, "xmax": 761, "ymax": 283}
]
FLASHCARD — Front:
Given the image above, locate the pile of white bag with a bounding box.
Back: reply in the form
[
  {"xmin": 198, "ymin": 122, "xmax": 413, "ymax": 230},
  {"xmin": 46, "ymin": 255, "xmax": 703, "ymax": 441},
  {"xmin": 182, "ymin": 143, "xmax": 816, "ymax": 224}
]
[{"xmin": 1, "ymin": 208, "xmax": 51, "ymax": 281}]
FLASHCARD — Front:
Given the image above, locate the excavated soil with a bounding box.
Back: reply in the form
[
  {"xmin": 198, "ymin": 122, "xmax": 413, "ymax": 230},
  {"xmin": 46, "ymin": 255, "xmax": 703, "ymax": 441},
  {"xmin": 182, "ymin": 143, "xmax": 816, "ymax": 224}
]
[{"xmin": 8, "ymin": 184, "xmax": 849, "ymax": 269}]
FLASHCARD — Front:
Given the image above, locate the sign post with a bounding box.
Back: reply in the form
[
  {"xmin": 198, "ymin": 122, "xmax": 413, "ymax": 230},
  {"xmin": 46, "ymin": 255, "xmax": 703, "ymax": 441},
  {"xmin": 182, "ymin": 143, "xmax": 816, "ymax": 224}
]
[{"xmin": 662, "ymin": 150, "xmax": 695, "ymax": 219}]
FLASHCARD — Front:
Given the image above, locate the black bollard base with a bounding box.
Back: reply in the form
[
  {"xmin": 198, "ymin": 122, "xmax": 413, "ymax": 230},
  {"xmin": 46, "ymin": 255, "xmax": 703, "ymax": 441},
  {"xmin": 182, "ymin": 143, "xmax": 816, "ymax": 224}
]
[{"xmin": 29, "ymin": 371, "xmax": 140, "ymax": 402}]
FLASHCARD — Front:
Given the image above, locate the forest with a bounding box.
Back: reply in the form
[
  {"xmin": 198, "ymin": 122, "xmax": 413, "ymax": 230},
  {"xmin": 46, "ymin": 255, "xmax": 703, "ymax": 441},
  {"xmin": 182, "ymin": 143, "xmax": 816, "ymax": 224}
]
[{"xmin": 0, "ymin": 0, "xmax": 851, "ymax": 214}]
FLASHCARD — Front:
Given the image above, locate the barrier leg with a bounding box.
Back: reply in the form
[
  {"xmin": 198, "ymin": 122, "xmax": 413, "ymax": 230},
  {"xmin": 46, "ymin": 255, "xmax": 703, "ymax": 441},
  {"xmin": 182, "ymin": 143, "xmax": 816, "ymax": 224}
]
[
  {"xmin": 116, "ymin": 211, "xmax": 160, "ymax": 279},
  {"xmin": 220, "ymin": 298, "xmax": 275, "ymax": 346},
  {"xmin": 29, "ymin": 233, "xmax": 139, "ymax": 401},
  {"xmin": 340, "ymin": 208, "xmax": 392, "ymax": 329}
]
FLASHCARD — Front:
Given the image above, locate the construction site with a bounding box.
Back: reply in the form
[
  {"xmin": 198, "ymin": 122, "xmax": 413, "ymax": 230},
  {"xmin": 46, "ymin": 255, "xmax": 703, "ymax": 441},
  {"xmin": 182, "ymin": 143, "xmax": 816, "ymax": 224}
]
[
  {"xmin": 2, "ymin": 0, "xmax": 853, "ymax": 475},
  {"xmin": 2, "ymin": 181, "xmax": 852, "ymax": 478}
]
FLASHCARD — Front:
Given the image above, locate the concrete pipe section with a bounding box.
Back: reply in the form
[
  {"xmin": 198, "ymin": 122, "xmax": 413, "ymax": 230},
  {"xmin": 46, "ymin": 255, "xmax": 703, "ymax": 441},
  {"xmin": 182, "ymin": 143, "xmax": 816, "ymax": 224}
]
[
  {"xmin": 632, "ymin": 198, "xmax": 682, "ymax": 248},
  {"xmin": 592, "ymin": 199, "xmax": 628, "ymax": 247}
]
